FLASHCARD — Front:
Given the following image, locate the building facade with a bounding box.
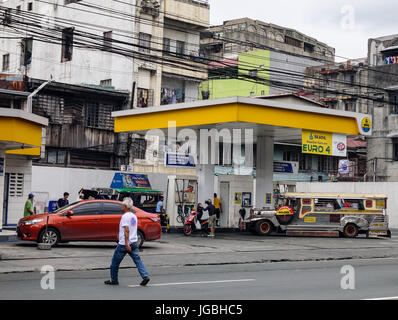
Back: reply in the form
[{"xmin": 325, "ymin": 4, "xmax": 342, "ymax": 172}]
[
  {"xmin": 305, "ymin": 58, "xmax": 369, "ymax": 114},
  {"xmin": 366, "ymin": 34, "xmax": 398, "ymax": 181}
]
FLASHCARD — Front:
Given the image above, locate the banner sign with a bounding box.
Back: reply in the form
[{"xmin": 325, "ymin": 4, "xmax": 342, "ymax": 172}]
[
  {"xmin": 110, "ymin": 173, "xmax": 151, "ymax": 189},
  {"xmin": 276, "ymin": 206, "xmax": 294, "ymax": 216},
  {"xmin": 302, "ymin": 130, "xmax": 347, "ymax": 157},
  {"xmin": 165, "ymin": 153, "xmax": 196, "ymax": 168},
  {"xmin": 274, "ymin": 161, "xmax": 299, "ymax": 175}
]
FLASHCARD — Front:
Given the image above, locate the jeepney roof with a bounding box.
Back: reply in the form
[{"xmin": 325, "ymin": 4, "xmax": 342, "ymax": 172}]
[{"xmin": 283, "ymin": 192, "xmax": 388, "ymax": 199}]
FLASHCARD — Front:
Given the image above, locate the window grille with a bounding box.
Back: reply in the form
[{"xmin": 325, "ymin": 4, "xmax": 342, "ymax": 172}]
[{"xmin": 9, "ymin": 173, "xmax": 24, "ymax": 197}]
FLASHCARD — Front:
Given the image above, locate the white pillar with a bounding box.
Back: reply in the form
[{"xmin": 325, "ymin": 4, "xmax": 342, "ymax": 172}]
[
  {"xmin": 256, "ymin": 136, "xmax": 274, "ymax": 208},
  {"xmin": 196, "ymin": 134, "xmax": 215, "ymax": 204},
  {"xmin": 0, "ymin": 148, "xmax": 5, "ymax": 231}
]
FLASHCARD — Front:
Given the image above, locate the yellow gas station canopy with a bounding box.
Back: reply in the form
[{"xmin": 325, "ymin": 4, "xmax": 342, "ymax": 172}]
[
  {"xmin": 112, "ymin": 97, "xmax": 372, "ymax": 144},
  {"xmin": 0, "ymin": 108, "xmax": 48, "ymax": 156}
]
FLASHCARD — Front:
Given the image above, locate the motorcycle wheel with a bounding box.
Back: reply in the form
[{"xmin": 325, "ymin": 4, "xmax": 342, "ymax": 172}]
[{"xmin": 184, "ymin": 225, "xmax": 193, "ymax": 236}]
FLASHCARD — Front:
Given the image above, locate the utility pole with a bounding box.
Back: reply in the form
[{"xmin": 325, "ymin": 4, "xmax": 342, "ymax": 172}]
[{"xmin": 27, "ymin": 78, "xmax": 53, "ymax": 113}]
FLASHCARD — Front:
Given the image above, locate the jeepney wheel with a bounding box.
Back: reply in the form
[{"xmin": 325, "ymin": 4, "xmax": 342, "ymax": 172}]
[
  {"xmin": 255, "ymin": 220, "xmax": 273, "ymax": 236},
  {"xmin": 343, "ymin": 224, "xmax": 359, "ymax": 239}
]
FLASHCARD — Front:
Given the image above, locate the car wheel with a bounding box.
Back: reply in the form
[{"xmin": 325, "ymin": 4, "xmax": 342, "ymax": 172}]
[
  {"xmin": 343, "ymin": 224, "xmax": 358, "ymax": 238},
  {"xmin": 255, "ymin": 220, "xmax": 273, "ymax": 236},
  {"xmin": 38, "ymin": 228, "xmax": 60, "ymax": 246},
  {"xmin": 137, "ymin": 230, "xmax": 145, "ymax": 248}
]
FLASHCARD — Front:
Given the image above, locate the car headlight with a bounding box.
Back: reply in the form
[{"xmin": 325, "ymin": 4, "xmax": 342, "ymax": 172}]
[
  {"xmin": 24, "ymin": 218, "xmax": 44, "ymax": 225},
  {"xmin": 150, "ymin": 217, "xmax": 160, "ymax": 223}
]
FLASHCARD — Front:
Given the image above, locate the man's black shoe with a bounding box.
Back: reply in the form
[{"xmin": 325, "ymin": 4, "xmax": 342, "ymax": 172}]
[
  {"xmin": 140, "ymin": 277, "xmax": 150, "ymax": 286},
  {"xmin": 104, "ymin": 280, "xmax": 119, "ymax": 285}
]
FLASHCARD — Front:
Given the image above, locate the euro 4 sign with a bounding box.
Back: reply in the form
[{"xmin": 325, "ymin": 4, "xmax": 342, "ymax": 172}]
[{"xmin": 302, "ymin": 130, "xmax": 347, "ymax": 157}]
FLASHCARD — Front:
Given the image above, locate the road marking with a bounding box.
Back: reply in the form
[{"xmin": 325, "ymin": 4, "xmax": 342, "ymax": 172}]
[
  {"xmin": 128, "ymin": 279, "xmax": 255, "ymax": 288},
  {"xmin": 364, "ymin": 296, "xmax": 398, "ymax": 301}
]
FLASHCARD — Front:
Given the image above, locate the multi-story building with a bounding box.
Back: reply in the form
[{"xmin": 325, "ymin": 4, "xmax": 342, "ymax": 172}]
[
  {"xmin": 305, "ymin": 58, "xmax": 369, "ymax": 114},
  {"xmin": 0, "ymin": 0, "xmax": 210, "ymax": 211},
  {"xmin": 0, "ymin": 0, "xmax": 210, "ymax": 169},
  {"xmin": 366, "ymin": 34, "xmax": 398, "ymax": 181}
]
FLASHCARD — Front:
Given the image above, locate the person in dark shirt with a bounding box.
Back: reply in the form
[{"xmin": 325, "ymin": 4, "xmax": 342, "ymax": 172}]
[
  {"xmin": 205, "ymin": 200, "xmax": 217, "ymax": 238},
  {"xmin": 57, "ymin": 192, "xmax": 70, "ymax": 209}
]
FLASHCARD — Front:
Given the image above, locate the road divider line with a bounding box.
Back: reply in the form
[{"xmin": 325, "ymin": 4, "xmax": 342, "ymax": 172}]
[{"xmin": 128, "ymin": 279, "xmax": 255, "ymax": 288}]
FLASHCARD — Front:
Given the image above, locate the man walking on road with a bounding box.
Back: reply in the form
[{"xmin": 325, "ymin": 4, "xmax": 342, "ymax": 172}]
[{"xmin": 105, "ymin": 197, "xmax": 150, "ymax": 286}]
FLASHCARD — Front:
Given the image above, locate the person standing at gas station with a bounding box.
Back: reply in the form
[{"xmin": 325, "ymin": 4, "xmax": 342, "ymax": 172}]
[
  {"xmin": 156, "ymin": 195, "xmax": 166, "ymax": 227},
  {"xmin": 214, "ymin": 193, "xmax": 222, "ymax": 227}
]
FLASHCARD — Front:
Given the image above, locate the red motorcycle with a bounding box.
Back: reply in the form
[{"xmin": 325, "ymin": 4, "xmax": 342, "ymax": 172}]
[{"xmin": 184, "ymin": 210, "xmax": 209, "ymax": 236}]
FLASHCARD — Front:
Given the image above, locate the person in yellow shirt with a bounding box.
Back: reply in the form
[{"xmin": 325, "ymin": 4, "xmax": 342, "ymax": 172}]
[{"xmin": 214, "ymin": 193, "xmax": 222, "ymax": 227}]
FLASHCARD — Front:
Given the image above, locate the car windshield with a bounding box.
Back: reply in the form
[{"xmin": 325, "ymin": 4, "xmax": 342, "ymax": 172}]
[{"xmin": 51, "ymin": 202, "xmax": 80, "ymax": 214}]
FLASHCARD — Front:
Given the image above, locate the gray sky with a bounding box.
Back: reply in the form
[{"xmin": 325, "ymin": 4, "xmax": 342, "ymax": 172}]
[{"xmin": 209, "ymin": 0, "xmax": 398, "ymax": 61}]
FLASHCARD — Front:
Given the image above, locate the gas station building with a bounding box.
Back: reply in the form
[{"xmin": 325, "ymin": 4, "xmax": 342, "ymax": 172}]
[{"xmin": 112, "ymin": 97, "xmax": 372, "ymax": 228}]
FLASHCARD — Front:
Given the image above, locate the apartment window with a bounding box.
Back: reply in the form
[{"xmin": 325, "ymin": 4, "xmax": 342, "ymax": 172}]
[
  {"xmin": 176, "ymin": 41, "xmax": 186, "ymax": 57},
  {"xmin": 65, "ymin": 0, "xmax": 83, "ymax": 4},
  {"xmin": 21, "ymin": 38, "xmax": 33, "ymax": 66},
  {"xmin": 137, "ymin": 88, "xmax": 154, "ymax": 108},
  {"xmin": 344, "ymin": 100, "xmax": 356, "ymax": 112},
  {"xmin": 61, "ymin": 28, "xmax": 74, "ymax": 62},
  {"xmin": 283, "ymin": 150, "xmax": 299, "ymax": 162},
  {"xmin": 9, "ymin": 173, "xmax": 24, "ymax": 197},
  {"xmin": 318, "ymin": 156, "xmax": 339, "ymax": 173},
  {"xmin": 133, "ymin": 138, "xmax": 147, "ymax": 160},
  {"xmin": 285, "ymin": 36, "xmax": 302, "ymax": 48},
  {"xmin": 103, "ymin": 31, "xmax": 112, "ymax": 49},
  {"xmin": 2, "ymin": 54, "xmax": 10, "ymax": 71},
  {"xmin": 304, "ymin": 42, "xmax": 314, "ymax": 53},
  {"xmin": 27, "ymin": 2, "xmax": 33, "ymax": 11},
  {"xmin": 163, "ymin": 38, "xmax": 171, "ymax": 54},
  {"xmin": 85, "ymin": 102, "xmax": 99, "ymax": 128},
  {"xmin": 139, "ymin": 33, "xmax": 151, "ymax": 53},
  {"xmin": 390, "ymin": 93, "xmax": 398, "ymax": 115},
  {"xmin": 43, "ymin": 149, "xmax": 67, "ymax": 165},
  {"xmin": 299, "ymin": 153, "xmax": 312, "ymax": 171},
  {"xmin": 393, "ymin": 139, "xmax": 398, "ymax": 161},
  {"xmin": 100, "ymin": 79, "xmax": 112, "ymax": 87}
]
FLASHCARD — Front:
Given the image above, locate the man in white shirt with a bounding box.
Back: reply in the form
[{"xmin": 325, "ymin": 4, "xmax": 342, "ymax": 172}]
[{"xmin": 105, "ymin": 198, "xmax": 150, "ymax": 286}]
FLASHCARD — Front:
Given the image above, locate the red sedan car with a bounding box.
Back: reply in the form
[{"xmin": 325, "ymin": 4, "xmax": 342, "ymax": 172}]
[{"xmin": 17, "ymin": 200, "xmax": 161, "ymax": 247}]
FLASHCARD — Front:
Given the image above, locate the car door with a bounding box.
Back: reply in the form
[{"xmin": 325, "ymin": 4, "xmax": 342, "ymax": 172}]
[
  {"xmin": 60, "ymin": 202, "xmax": 103, "ymax": 241},
  {"xmin": 102, "ymin": 202, "xmax": 123, "ymax": 241}
]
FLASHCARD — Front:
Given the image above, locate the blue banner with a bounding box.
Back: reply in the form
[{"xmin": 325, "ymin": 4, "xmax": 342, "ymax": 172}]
[
  {"xmin": 166, "ymin": 153, "xmax": 196, "ymax": 168},
  {"xmin": 110, "ymin": 173, "xmax": 152, "ymax": 189},
  {"xmin": 273, "ymin": 161, "xmax": 298, "ymax": 175}
]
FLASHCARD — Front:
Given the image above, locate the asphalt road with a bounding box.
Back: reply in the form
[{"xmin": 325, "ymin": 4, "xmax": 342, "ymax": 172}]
[{"xmin": 2, "ymin": 258, "xmax": 398, "ymax": 300}]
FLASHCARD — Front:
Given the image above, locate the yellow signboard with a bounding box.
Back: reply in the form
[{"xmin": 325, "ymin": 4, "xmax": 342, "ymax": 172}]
[
  {"xmin": 304, "ymin": 217, "xmax": 317, "ymax": 223},
  {"xmin": 302, "ymin": 130, "xmax": 347, "ymax": 157},
  {"xmin": 302, "ymin": 130, "xmax": 333, "ymax": 156}
]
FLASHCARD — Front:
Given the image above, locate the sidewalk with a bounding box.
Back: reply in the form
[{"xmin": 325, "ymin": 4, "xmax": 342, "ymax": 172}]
[
  {"xmin": 1, "ymin": 232, "xmax": 398, "ymax": 274},
  {"xmin": 0, "ymin": 230, "xmax": 17, "ymax": 242}
]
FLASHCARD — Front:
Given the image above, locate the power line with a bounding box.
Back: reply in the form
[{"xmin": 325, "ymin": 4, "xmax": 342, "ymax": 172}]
[{"xmin": 0, "ymin": 7, "xmax": 395, "ymax": 106}]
